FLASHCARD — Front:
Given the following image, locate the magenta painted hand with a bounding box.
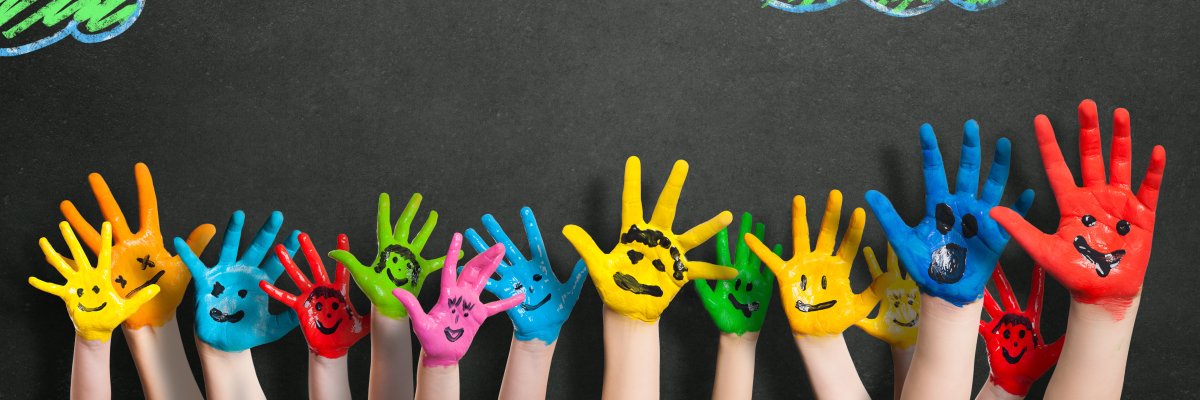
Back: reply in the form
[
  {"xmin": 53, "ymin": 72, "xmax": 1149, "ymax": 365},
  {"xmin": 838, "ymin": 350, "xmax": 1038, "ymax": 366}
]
[{"xmin": 393, "ymin": 233, "xmax": 525, "ymax": 367}]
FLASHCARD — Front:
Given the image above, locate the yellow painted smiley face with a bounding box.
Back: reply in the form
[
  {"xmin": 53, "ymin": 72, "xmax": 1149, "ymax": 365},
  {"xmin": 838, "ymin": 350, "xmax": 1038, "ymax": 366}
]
[{"xmin": 855, "ymin": 245, "xmax": 920, "ymax": 348}]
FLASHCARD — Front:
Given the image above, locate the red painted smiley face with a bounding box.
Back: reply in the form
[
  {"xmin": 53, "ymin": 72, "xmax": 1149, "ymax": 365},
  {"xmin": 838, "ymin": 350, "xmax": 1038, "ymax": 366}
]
[
  {"xmin": 993, "ymin": 314, "xmax": 1035, "ymax": 364},
  {"xmin": 305, "ymin": 287, "xmax": 349, "ymax": 335}
]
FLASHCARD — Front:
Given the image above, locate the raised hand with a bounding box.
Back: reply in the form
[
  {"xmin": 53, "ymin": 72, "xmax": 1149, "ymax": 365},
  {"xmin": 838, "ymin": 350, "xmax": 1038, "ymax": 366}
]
[
  {"xmin": 464, "ymin": 207, "xmax": 588, "ymax": 344},
  {"xmin": 695, "ymin": 212, "xmax": 779, "ymax": 335},
  {"xmin": 329, "ymin": 193, "xmax": 445, "ymax": 319},
  {"xmin": 30, "ymin": 222, "xmax": 160, "ymax": 341},
  {"xmin": 980, "ymin": 264, "xmax": 1063, "ymax": 396},
  {"xmin": 866, "ymin": 120, "xmax": 1035, "ymax": 306},
  {"xmin": 745, "ymin": 190, "xmax": 878, "ymax": 336},
  {"xmin": 60, "ymin": 163, "xmax": 216, "ymax": 328},
  {"xmin": 394, "ymin": 233, "xmax": 525, "ymax": 366},
  {"xmin": 855, "ymin": 245, "xmax": 920, "ymax": 349},
  {"xmin": 991, "ymin": 100, "xmax": 1165, "ymax": 317},
  {"xmin": 260, "ymin": 233, "xmax": 370, "ymax": 358},
  {"xmin": 175, "ymin": 211, "xmax": 300, "ymax": 352},
  {"xmin": 562, "ymin": 157, "xmax": 736, "ymax": 323}
]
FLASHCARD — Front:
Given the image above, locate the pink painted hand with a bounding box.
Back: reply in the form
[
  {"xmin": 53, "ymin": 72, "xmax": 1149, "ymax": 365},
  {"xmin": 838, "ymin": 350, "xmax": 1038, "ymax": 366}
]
[{"xmin": 393, "ymin": 233, "xmax": 525, "ymax": 367}]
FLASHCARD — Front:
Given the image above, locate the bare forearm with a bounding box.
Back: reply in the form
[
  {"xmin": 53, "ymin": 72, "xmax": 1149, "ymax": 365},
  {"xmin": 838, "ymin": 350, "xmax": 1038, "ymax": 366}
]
[
  {"xmin": 370, "ymin": 306, "xmax": 415, "ymax": 400},
  {"xmin": 498, "ymin": 338, "xmax": 556, "ymax": 400},
  {"xmin": 976, "ymin": 380, "xmax": 1024, "ymax": 400},
  {"xmin": 900, "ymin": 295, "xmax": 982, "ymax": 400},
  {"xmin": 414, "ymin": 352, "xmax": 459, "ymax": 400},
  {"xmin": 601, "ymin": 306, "xmax": 660, "ymax": 400},
  {"xmin": 123, "ymin": 317, "xmax": 203, "ymax": 400},
  {"xmin": 309, "ymin": 353, "xmax": 350, "ymax": 400},
  {"xmin": 1044, "ymin": 297, "xmax": 1139, "ymax": 400},
  {"xmin": 794, "ymin": 334, "xmax": 869, "ymax": 400},
  {"xmin": 711, "ymin": 332, "xmax": 758, "ymax": 400},
  {"xmin": 196, "ymin": 339, "xmax": 266, "ymax": 400},
  {"xmin": 890, "ymin": 345, "xmax": 915, "ymax": 400},
  {"xmin": 72, "ymin": 336, "xmax": 112, "ymax": 400}
]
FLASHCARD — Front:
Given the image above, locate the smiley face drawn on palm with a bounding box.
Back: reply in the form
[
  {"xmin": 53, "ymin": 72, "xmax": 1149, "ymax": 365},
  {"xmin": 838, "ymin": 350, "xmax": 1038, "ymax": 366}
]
[
  {"xmin": 393, "ymin": 234, "xmax": 525, "ymax": 367},
  {"xmin": 866, "ymin": 120, "xmax": 1035, "ymax": 306},
  {"xmin": 60, "ymin": 163, "xmax": 216, "ymax": 329},
  {"xmin": 29, "ymin": 222, "xmax": 160, "ymax": 342},
  {"xmin": 856, "ymin": 245, "xmax": 920, "ymax": 348},
  {"xmin": 562, "ymin": 157, "xmax": 737, "ymax": 323},
  {"xmin": 979, "ymin": 264, "xmax": 1063, "ymax": 396},
  {"xmin": 329, "ymin": 193, "xmax": 445, "ymax": 319},
  {"xmin": 175, "ymin": 211, "xmax": 300, "ymax": 352},
  {"xmin": 746, "ymin": 191, "xmax": 880, "ymax": 336},
  {"xmin": 695, "ymin": 212, "xmax": 779, "ymax": 335},
  {"xmin": 991, "ymin": 100, "xmax": 1165, "ymax": 317}
]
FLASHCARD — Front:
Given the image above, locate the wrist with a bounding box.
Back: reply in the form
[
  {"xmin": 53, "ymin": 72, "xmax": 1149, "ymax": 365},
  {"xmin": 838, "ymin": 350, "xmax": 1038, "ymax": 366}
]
[
  {"xmin": 712, "ymin": 332, "xmax": 759, "ymax": 400},
  {"xmin": 792, "ymin": 334, "xmax": 869, "ymax": 399},
  {"xmin": 123, "ymin": 316, "xmax": 203, "ymax": 400},
  {"xmin": 196, "ymin": 339, "xmax": 265, "ymax": 400},
  {"xmin": 601, "ymin": 306, "xmax": 660, "ymax": 400},
  {"xmin": 977, "ymin": 379, "xmax": 1025, "ymax": 400}
]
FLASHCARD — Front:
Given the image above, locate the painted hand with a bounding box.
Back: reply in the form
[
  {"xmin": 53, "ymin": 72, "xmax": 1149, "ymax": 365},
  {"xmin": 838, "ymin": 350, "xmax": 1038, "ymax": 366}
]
[
  {"xmin": 980, "ymin": 264, "xmax": 1063, "ymax": 396},
  {"xmin": 694, "ymin": 212, "xmax": 779, "ymax": 335},
  {"xmin": 562, "ymin": 157, "xmax": 736, "ymax": 323},
  {"xmin": 30, "ymin": 222, "xmax": 160, "ymax": 342},
  {"xmin": 866, "ymin": 120, "xmax": 1035, "ymax": 306},
  {"xmin": 393, "ymin": 233, "xmax": 525, "ymax": 367},
  {"xmin": 854, "ymin": 245, "xmax": 920, "ymax": 349},
  {"xmin": 464, "ymin": 207, "xmax": 588, "ymax": 344},
  {"xmin": 991, "ymin": 100, "xmax": 1165, "ymax": 318},
  {"xmin": 175, "ymin": 211, "xmax": 300, "ymax": 352},
  {"xmin": 745, "ymin": 191, "xmax": 878, "ymax": 336},
  {"xmin": 60, "ymin": 163, "xmax": 216, "ymax": 328},
  {"xmin": 261, "ymin": 233, "xmax": 370, "ymax": 358},
  {"xmin": 328, "ymin": 193, "xmax": 445, "ymax": 319}
]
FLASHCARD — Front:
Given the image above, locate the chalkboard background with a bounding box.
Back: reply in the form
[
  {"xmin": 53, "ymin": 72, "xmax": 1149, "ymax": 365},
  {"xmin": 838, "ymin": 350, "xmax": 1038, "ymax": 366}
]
[{"xmin": 2, "ymin": 0, "xmax": 1197, "ymax": 398}]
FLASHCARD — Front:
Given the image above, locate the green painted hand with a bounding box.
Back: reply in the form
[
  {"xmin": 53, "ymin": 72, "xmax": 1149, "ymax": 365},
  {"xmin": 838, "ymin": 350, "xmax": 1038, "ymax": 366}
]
[
  {"xmin": 328, "ymin": 193, "xmax": 445, "ymax": 319},
  {"xmin": 694, "ymin": 212, "xmax": 780, "ymax": 335}
]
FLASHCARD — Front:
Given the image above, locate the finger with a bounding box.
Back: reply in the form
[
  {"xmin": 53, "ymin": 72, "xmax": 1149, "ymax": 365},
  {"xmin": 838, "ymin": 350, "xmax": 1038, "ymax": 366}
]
[
  {"xmin": 87, "ymin": 172, "xmax": 135, "ymax": 240},
  {"xmin": 836, "ymin": 208, "xmax": 866, "ymax": 265},
  {"xmin": 562, "ymin": 225, "xmax": 606, "ymax": 271},
  {"xmin": 411, "ymin": 210, "xmax": 438, "ymax": 251},
  {"xmin": 134, "ymin": 163, "xmax": 160, "ymax": 234},
  {"xmin": 792, "ymin": 195, "xmax": 811, "ymax": 255},
  {"xmin": 1034, "ymin": 114, "xmax": 1078, "ymax": 198},
  {"xmin": 28, "ymin": 277, "xmax": 66, "ymax": 297},
  {"xmin": 391, "ymin": 288, "xmax": 430, "ymax": 328},
  {"xmin": 219, "ymin": 211, "xmax": 246, "ymax": 265},
  {"xmin": 887, "ymin": 244, "xmax": 900, "ymax": 275},
  {"xmin": 990, "ymin": 208, "xmax": 1054, "ymax": 265},
  {"xmin": 714, "ymin": 224, "xmax": 731, "ymax": 267},
  {"xmin": 335, "ymin": 234, "xmax": 351, "ymax": 295},
  {"xmin": 864, "ymin": 191, "xmax": 917, "ymax": 253},
  {"xmin": 979, "ymin": 137, "xmax": 1012, "ymax": 206},
  {"xmin": 648, "ymin": 159, "xmax": 689, "ymax": 229},
  {"xmin": 732, "ymin": 212, "xmax": 753, "ymax": 267},
  {"xmin": 276, "ymin": 243, "xmax": 312, "ymax": 291},
  {"xmin": 395, "ymin": 193, "xmax": 423, "ymax": 242},
  {"xmin": 464, "ymin": 228, "xmax": 492, "ymax": 255},
  {"xmin": 463, "ymin": 244, "xmax": 506, "ymax": 293},
  {"xmin": 814, "ymin": 190, "xmax": 844, "ymax": 255},
  {"xmin": 59, "ymin": 201, "xmax": 101, "ymax": 252},
  {"xmin": 744, "ymin": 233, "xmax": 786, "ymax": 277},
  {"xmin": 125, "ymin": 284, "xmax": 161, "ymax": 313},
  {"xmin": 259, "ymin": 281, "xmax": 298, "ymax": 308},
  {"xmin": 96, "ymin": 222, "xmax": 114, "ymax": 272},
  {"xmin": 694, "ymin": 279, "xmax": 715, "ymax": 299},
  {"xmin": 855, "ymin": 317, "xmax": 886, "ymax": 341},
  {"xmin": 184, "ymin": 224, "xmax": 217, "ymax": 258},
  {"xmin": 677, "ymin": 211, "xmax": 732, "ymax": 253},
  {"xmin": 299, "ymin": 233, "xmax": 330, "ymax": 285},
  {"xmin": 442, "ymin": 233, "xmax": 463, "ymax": 286},
  {"xmin": 174, "ymin": 237, "xmax": 207, "ymax": 280},
  {"xmin": 1078, "ymin": 100, "xmax": 1107, "ymax": 187},
  {"xmin": 417, "ymin": 256, "xmax": 447, "ymax": 294},
  {"xmin": 956, "ymin": 120, "xmax": 982, "ymax": 196},
  {"xmin": 264, "ymin": 230, "xmax": 301, "ymax": 281},
  {"xmin": 686, "ymin": 261, "xmax": 738, "ymax": 280},
  {"xmin": 376, "ymin": 193, "xmax": 393, "ymax": 241},
  {"xmin": 39, "ymin": 237, "xmax": 76, "ymax": 278},
  {"xmin": 1136, "ymin": 145, "xmax": 1166, "ymax": 211},
  {"xmin": 863, "ymin": 246, "xmax": 883, "ymax": 279},
  {"xmin": 520, "ymin": 207, "xmax": 549, "ymax": 262},
  {"xmin": 992, "ymin": 264, "xmax": 1020, "ymax": 311},
  {"xmin": 920, "ymin": 123, "xmax": 951, "ymax": 207},
  {"xmin": 747, "ymin": 222, "xmax": 767, "ymax": 271},
  {"xmin": 764, "ymin": 245, "xmax": 780, "ymax": 286},
  {"xmin": 60, "ymin": 221, "xmax": 94, "ymax": 270},
  {"xmin": 1012, "ymin": 189, "xmax": 1035, "ymax": 217},
  {"xmin": 482, "ymin": 213, "xmax": 526, "ymax": 263},
  {"xmin": 485, "ymin": 293, "xmax": 526, "ymax": 317},
  {"xmin": 1029, "ymin": 264, "xmax": 1045, "ymax": 320},
  {"xmin": 327, "ymin": 249, "xmax": 367, "ymax": 278},
  {"xmin": 240, "ymin": 211, "xmax": 285, "ymax": 268},
  {"xmin": 1111, "ymin": 108, "xmax": 1133, "ymax": 190},
  {"xmin": 983, "ymin": 289, "xmax": 1003, "ymax": 320},
  {"xmin": 621, "ymin": 156, "xmax": 644, "ymax": 228},
  {"xmin": 563, "ymin": 259, "xmax": 589, "ymax": 308}
]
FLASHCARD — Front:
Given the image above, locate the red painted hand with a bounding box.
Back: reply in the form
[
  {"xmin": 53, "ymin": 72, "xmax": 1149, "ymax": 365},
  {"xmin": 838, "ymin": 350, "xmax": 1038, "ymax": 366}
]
[
  {"xmin": 261, "ymin": 233, "xmax": 370, "ymax": 358},
  {"xmin": 991, "ymin": 100, "xmax": 1165, "ymax": 318},
  {"xmin": 980, "ymin": 264, "xmax": 1063, "ymax": 396}
]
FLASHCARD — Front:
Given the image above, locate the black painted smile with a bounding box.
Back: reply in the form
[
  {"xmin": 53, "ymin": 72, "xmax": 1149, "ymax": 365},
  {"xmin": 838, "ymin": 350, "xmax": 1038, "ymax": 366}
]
[
  {"xmin": 893, "ymin": 317, "xmax": 918, "ymax": 327},
  {"xmin": 612, "ymin": 272, "xmax": 663, "ymax": 297},
  {"xmin": 316, "ymin": 318, "xmax": 343, "ymax": 335},
  {"xmin": 1002, "ymin": 347, "xmax": 1027, "ymax": 364},
  {"xmin": 127, "ymin": 270, "xmax": 165, "ymax": 297},
  {"xmin": 444, "ymin": 327, "xmax": 465, "ymax": 342},
  {"xmin": 727, "ymin": 294, "xmax": 759, "ymax": 318},
  {"xmin": 386, "ymin": 269, "xmax": 410, "ymax": 287},
  {"xmin": 210, "ymin": 308, "xmax": 245, "ymax": 323},
  {"xmin": 1073, "ymin": 236, "xmax": 1125, "ymax": 277},
  {"xmin": 78, "ymin": 302, "xmax": 107, "ymax": 312},
  {"xmin": 521, "ymin": 294, "xmax": 552, "ymax": 311},
  {"xmin": 795, "ymin": 299, "xmax": 837, "ymax": 312}
]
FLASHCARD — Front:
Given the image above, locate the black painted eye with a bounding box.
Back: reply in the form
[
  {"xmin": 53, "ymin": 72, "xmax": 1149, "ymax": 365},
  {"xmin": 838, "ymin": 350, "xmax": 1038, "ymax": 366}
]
[
  {"xmin": 961, "ymin": 214, "xmax": 978, "ymax": 239},
  {"xmin": 91, "ymin": 286, "xmax": 100, "ymax": 294},
  {"xmin": 1081, "ymin": 215, "xmax": 1097, "ymax": 227},
  {"xmin": 332, "ymin": 303, "xmax": 339, "ymax": 310},
  {"xmin": 1019, "ymin": 330, "xmax": 1026, "ymax": 339},
  {"xmin": 821, "ymin": 276, "xmax": 828, "ymax": 290},
  {"xmin": 212, "ymin": 282, "xmax": 225, "ymax": 297},
  {"xmin": 894, "ymin": 301, "xmax": 900, "ymax": 307},
  {"xmin": 734, "ymin": 279, "xmax": 742, "ymax": 290},
  {"xmin": 514, "ymin": 283, "xmax": 523, "ymax": 292},
  {"xmin": 532, "ymin": 274, "xmax": 543, "ymax": 282},
  {"xmin": 76, "ymin": 288, "xmax": 84, "ymax": 297},
  {"xmin": 745, "ymin": 283, "xmax": 754, "ymax": 292},
  {"xmin": 464, "ymin": 312, "xmax": 469, "ymax": 318},
  {"xmin": 238, "ymin": 290, "xmax": 248, "ymax": 298},
  {"xmin": 1003, "ymin": 329, "xmax": 1011, "ymax": 339},
  {"xmin": 390, "ymin": 254, "xmax": 400, "ymax": 264},
  {"xmin": 908, "ymin": 300, "xmax": 914, "ymax": 305},
  {"xmin": 936, "ymin": 204, "xmax": 955, "ymax": 234},
  {"xmin": 800, "ymin": 275, "xmax": 808, "ymax": 291},
  {"xmin": 315, "ymin": 302, "xmax": 323, "ymax": 311},
  {"xmin": 1116, "ymin": 220, "xmax": 1130, "ymax": 236}
]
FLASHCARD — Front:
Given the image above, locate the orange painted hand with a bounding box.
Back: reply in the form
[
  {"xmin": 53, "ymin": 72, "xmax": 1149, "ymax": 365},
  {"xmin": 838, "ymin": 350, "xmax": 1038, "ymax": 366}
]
[
  {"xmin": 29, "ymin": 222, "xmax": 160, "ymax": 342},
  {"xmin": 562, "ymin": 156, "xmax": 736, "ymax": 323},
  {"xmin": 745, "ymin": 190, "xmax": 879, "ymax": 336},
  {"xmin": 855, "ymin": 245, "xmax": 920, "ymax": 349},
  {"xmin": 60, "ymin": 163, "xmax": 216, "ymax": 328}
]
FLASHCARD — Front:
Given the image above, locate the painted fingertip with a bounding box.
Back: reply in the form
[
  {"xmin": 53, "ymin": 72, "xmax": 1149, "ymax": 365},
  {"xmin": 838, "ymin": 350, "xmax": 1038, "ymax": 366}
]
[
  {"xmin": 919, "ymin": 123, "xmax": 938, "ymax": 149},
  {"xmin": 963, "ymin": 119, "xmax": 980, "ymax": 143},
  {"xmin": 717, "ymin": 211, "xmax": 733, "ymax": 225},
  {"xmin": 995, "ymin": 137, "xmax": 1011, "ymax": 155},
  {"xmin": 1114, "ymin": 108, "xmax": 1130, "ymax": 127},
  {"xmin": 1078, "ymin": 99, "xmax": 1099, "ymax": 126}
]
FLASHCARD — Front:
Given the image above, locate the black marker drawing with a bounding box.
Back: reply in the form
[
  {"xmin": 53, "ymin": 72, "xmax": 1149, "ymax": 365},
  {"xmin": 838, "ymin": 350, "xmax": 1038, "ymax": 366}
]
[
  {"xmin": 306, "ymin": 287, "xmax": 348, "ymax": 335},
  {"xmin": 1073, "ymin": 236, "xmax": 1125, "ymax": 277},
  {"xmin": 992, "ymin": 314, "xmax": 1037, "ymax": 364},
  {"xmin": 727, "ymin": 293, "xmax": 759, "ymax": 318},
  {"xmin": 795, "ymin": 299, "xmax": 837, "ymax": 312},
  {"xmin": 378, "ymin": 244, "xmax": 420, "ymax": 287},
  {"xmin": 612, "ymin": 271, "xmax": 663, "ymax": 297}
]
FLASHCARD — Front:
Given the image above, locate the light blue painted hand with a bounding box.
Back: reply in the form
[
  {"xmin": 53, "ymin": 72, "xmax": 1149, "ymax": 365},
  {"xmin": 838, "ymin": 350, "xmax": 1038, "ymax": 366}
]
[
  {"xmin": 462, "ymin": 207, "xmax": 588, "ymax": 344},
  {"xmin": 175, "ymin": 210, "xmax": 301, "ymax": 352},
  {"xmin": 865, "ymin": 121, "xmax": 1034, "ymax": 306}
]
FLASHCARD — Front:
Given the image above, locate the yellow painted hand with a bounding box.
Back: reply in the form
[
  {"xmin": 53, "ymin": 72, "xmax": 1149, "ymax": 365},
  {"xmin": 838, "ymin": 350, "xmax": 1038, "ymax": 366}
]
[
  {"xmin": 855, "ymin": 245, "xmax": 920, "ymax": 349},
  {"xmin": 29, "ymin": 222, "xmax": 160, "ymax": 342},
  {"xmin": 745, "ymin": 190, "xmax": 879, "ymax": 336},
  {"xmin": 562, "ymin": 156, "xmax": 736, "ymax": 323}
]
